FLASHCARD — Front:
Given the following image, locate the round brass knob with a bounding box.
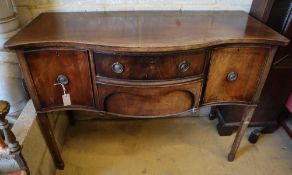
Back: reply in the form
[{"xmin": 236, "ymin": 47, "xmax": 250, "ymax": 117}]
[
  {"xmin": 57, "ymin": 74, "xmax": 69, "ymax": 85},
  {"xmin": 178, "ymin": 61, "xmax": 190, "ymax": 72},
  {"xmin": 227, "ymin": 71, "xmax": 238, "ymax": 81},
  {"xmin": 112, "ymin": 62, "xmax": 124, "ymax": 74}
]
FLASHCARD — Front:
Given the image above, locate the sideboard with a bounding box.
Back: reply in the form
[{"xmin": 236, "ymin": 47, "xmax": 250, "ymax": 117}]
[{"xmin": 4, "ymin": 11, "xmax": 289, "ymax": 169}]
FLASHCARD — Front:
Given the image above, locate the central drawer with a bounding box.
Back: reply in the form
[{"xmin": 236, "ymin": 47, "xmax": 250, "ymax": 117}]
[
  {"xmin": 96, "ymin": 80, "xmax": 202, "ymax": 116},
  {"xmin": 94, "ymin": 50, "xmax": 206, "ymax": 80}
]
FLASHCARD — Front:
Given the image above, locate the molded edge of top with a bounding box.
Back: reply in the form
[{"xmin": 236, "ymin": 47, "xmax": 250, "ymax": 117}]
[{"xmin": 4, "ymin": 11, "xmax": 290, "ymax": 52}]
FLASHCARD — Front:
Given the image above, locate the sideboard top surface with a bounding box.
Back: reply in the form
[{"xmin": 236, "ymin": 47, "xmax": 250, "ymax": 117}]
[{"xmin": 5, "ymin": 11, "xmax": 289, "ymax": 52}]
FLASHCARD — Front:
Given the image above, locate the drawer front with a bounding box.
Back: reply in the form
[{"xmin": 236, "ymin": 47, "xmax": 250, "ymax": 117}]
[
  {"xmin": 25, "ymin": 49, "xmax": 95, "ymax": 109},
  {"xmin": 94, "ymin": 51, "xmax": 206, "ymax": 80},
  {"xmin": 204, "ymin": 46, "xmax": 269, "ymax": 104},
  {"xmin": 96, "ymin": 81, "xmax": 202, "ymax": 116}
]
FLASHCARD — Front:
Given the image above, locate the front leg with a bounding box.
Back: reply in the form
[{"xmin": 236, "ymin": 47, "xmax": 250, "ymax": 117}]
[{"xmin": 228, "ymin": 106, "xmax": 256, "ymax": 161}]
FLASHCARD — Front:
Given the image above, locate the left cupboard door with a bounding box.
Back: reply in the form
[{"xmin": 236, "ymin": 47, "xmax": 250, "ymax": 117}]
[{"xmin": 24, "ymin": 49, "xmax": 95, "ymax": 110}]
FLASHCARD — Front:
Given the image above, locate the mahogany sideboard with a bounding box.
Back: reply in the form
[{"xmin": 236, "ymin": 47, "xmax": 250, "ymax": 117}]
[{"xmin": 4, "ymin": 11, "xmax": 289, "ymax": 169}]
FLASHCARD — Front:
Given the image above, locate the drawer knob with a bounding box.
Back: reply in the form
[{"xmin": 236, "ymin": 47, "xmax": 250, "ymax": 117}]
[
  {"xmin": 112, "ymin": 62, "xmax": 124, "ymax": 74},
  {"xmin": 178, "ymin": 61, "xmax": 190, "ymax": 72},
  {"xmin": 227, "ymin": 71, "xmax": 238, "ymax": 81},
  {"xmin": 57, "ymin": 74, "xmax": 69, "ymax": 85}
]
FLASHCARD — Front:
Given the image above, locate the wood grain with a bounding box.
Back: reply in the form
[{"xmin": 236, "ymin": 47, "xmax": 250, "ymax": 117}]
[
  {"xmin": 94, "ymin": 50, "xmax": 206, "ymax": 80},
  {"xmin": 228, "ymin": 106, "xmax": 256, "ymax": 161},
  {"xmin": 204, "ymin": 46, "xmax": 269, "ymax": 105},
  {"xmin": 24, "ymin": 49, "xmax": 95, "ymax": 109},
  {"xmin": 16, "ymin": 50, "xmax": 42, "ymax": 110},
  {"xmin": 4, "ymin": 11, "xmax": 289, "ymax": 52},
  {"xmin": 96, "ymin": 80, "xmax": 202, "ymax": 116}
]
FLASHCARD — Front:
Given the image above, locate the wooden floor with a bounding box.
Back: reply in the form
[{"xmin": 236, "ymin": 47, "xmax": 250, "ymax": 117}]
[{"xmin": 56, "ymin": 116, "xmax": 292, "ymax": 175}]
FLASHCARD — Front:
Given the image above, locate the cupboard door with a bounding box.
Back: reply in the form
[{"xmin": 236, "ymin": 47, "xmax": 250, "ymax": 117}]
[
  {"xmin": 204, "ymin": 46, "xmax": 269, "ymax": 104},
  {"xmin": 25, "ymin": 49, "xmax": 95, "ymax": 109}
]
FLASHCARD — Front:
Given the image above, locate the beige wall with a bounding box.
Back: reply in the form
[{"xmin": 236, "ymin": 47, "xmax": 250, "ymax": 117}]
[{"xmin": 14, "ymin": 0, "xmax": 253, "ymax": 26}]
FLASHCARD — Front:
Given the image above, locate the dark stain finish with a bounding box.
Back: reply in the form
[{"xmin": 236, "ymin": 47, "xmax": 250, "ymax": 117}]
[
  {"xmin": 25, "ymin": 49, "xmax": 95, "ymax": 109},
  {"xmin": 94, "ymin": 51, "xmax": 206, "ymax": 80}
]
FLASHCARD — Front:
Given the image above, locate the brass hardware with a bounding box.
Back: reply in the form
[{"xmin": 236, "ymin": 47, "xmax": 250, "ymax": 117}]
[
  {"xmin": 227, "ymin": 71, "xmax": 238, "ymax": 81},
  {"xmin": 56, "ymin": 74, "xmax": 69, "ymax": 85},
  {"xmin": 112, "ymin": 62, "xmax": 124, "ymax": 74},
  {"xmin": 178, "ymin": 60, "xmax": 190, "ymax": 72},
  {"xmin": 54, "ymin": 75, "xmax": 71, "ymax": 105}
]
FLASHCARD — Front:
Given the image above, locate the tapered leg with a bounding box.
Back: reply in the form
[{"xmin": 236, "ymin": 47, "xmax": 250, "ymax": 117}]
[
  {"xmin": 36, "ymin": 113, "xmax": 64, "ymax": 169},
  {"xmin": 228, "ymin": 106, "xmax": 256, "ymax": 161}
]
